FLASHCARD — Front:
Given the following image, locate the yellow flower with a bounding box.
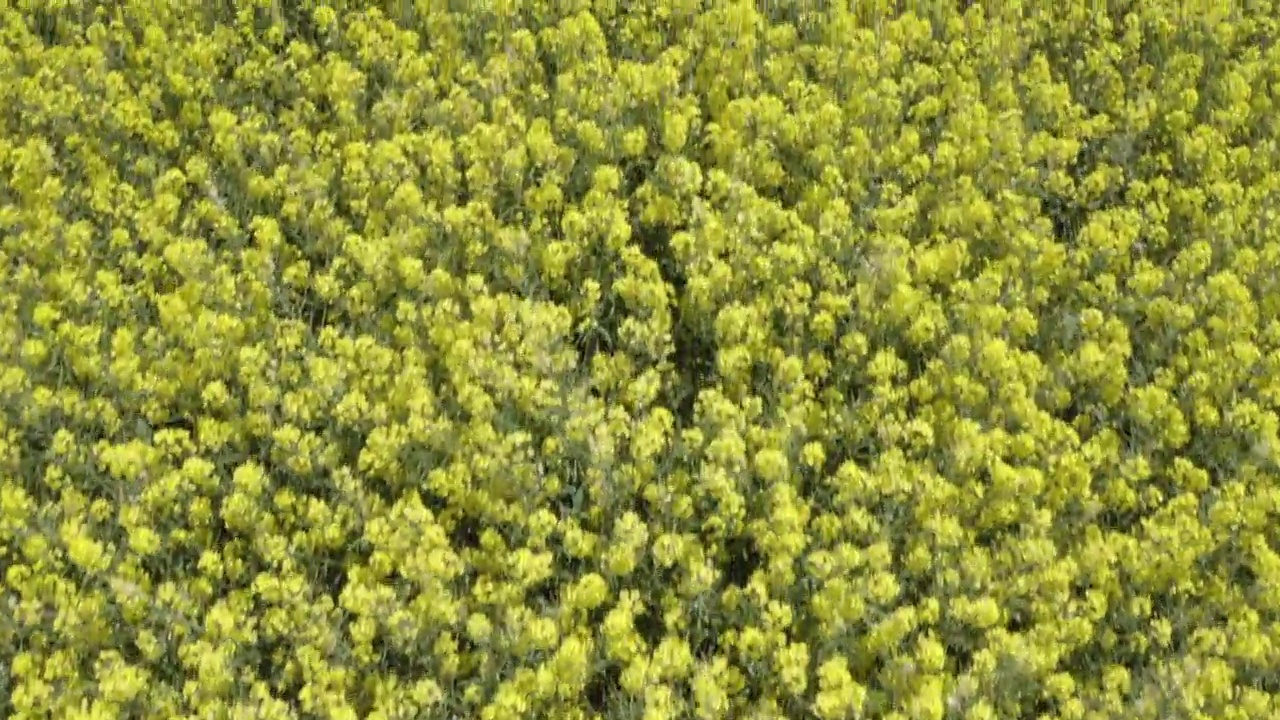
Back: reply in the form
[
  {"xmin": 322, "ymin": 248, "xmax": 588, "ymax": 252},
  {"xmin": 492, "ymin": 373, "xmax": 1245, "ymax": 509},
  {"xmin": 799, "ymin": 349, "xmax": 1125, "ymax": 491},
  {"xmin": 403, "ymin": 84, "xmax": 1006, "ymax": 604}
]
[
  {"xmin": 776, "ymin": 641, "xmax": 810, "ymax": 697},
  {"xmin": 550, "ymin": 633, "xmax": 594, "ymax": 698},
  {"xmin": 466, "ymin": 612, "xmax": 493, "ymax": 644},
  {"xmin": 753, "ymin": 448, "xmax": 790, "ymax": 484},
  {"xmin": 603, "ymin": 590, "xmax": 646, "ymax": 663},
  {"xmin": 651, "ymin": 634, "xmax": 694, "ymax": 681},
  {"xmin": 691, "ymin": 659, "xmax": 731, "ymax": 720},
  {"xmin": 813, "ymin": 657, "xmax": 865, "ymax": 720},
  {"xmin": 643, "ymin": 683, "xmax": 679, "ymax": 720},
  {"xmin": 61, "ymin": 520, "xmax": 110, "ymax": 575},
  {"xmin": 621, "ymin": 654, "xmax": 652, "ymax": 696},
  {"xmin": 567, "ymin": 572, "xmax": 610, "ymax": 611}
]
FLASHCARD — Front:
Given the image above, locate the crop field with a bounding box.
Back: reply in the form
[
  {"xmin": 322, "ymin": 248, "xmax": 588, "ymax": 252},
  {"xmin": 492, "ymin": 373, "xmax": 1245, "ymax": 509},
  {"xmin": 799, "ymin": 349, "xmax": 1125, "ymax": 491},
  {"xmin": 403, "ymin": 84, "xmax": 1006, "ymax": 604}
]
[{"xmin": 2, "ymin": 1, "xmax": 1280, "ymax": 718}]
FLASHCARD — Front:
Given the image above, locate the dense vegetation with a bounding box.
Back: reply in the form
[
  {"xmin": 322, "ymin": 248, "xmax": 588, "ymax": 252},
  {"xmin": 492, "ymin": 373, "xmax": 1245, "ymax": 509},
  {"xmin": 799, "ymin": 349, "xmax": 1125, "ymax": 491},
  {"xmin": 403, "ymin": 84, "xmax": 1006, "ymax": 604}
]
[{"xmin": 3, "ymin": 1, "xmax": 1280, "ymax": 718}]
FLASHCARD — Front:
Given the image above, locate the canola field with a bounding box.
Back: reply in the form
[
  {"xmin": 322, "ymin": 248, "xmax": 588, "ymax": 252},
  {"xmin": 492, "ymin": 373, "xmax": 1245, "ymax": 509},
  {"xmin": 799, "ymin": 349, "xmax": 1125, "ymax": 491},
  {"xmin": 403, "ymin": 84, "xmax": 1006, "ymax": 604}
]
[{"xmin": 4, "ymin": 2, "xmax": 1280, "ymax": 718}]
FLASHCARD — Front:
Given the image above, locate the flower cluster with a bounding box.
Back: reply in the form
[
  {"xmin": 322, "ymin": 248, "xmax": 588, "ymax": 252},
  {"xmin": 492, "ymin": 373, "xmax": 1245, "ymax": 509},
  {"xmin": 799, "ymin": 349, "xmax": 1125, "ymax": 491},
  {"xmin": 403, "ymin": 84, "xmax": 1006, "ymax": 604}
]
[{"xmin": 3, "ymin": 2, "xmax": 1280, "ymax": 719}]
